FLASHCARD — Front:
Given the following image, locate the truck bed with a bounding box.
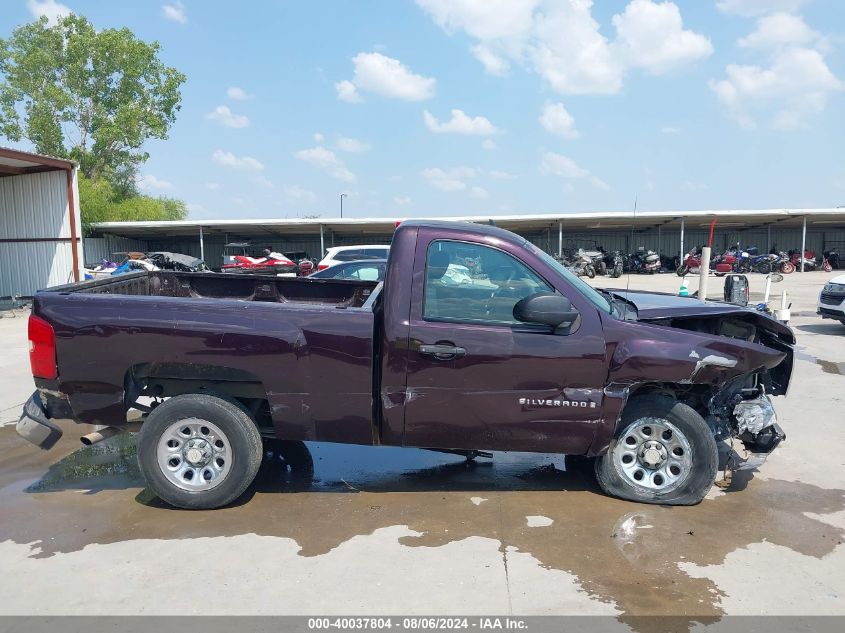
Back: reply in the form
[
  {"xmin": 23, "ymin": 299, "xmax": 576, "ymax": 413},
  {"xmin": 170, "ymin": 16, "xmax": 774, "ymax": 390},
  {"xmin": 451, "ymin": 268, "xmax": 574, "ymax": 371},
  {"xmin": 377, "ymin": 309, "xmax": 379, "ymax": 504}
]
[
  {"xmin": 34, "ymin": 271, "xmax": 380, "ymax": 445},
  {"xmin": 46, "ymin": 271, "xmax": 378, "ymax": 308}
]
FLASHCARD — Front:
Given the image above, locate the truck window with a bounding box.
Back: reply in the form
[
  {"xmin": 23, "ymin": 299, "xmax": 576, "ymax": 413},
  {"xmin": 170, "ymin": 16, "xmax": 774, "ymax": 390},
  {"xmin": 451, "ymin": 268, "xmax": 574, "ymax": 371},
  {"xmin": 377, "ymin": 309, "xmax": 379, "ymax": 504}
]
[{"xmin": 424, "ymin": 240, "xmax": 552, "ymax": 325}]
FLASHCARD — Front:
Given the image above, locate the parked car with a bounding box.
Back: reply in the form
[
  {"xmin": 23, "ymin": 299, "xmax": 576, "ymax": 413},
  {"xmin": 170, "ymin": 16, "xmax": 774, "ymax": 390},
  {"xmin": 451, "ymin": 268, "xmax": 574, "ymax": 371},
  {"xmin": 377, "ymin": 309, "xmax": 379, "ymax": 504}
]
[
  {"xmin": 310, "ymin": 259, "xmax": 387, "ymax": 281},
  {"xmin": 317, "ymin": 245, "xmax": 391, "ymax": 271},
  {"xmin": 18, "ymin": 220, "xmax": 793, "ymax": 510},
  {"xmin": 818, "ymin": 275, "xmax": 845, "ymax": 325}
]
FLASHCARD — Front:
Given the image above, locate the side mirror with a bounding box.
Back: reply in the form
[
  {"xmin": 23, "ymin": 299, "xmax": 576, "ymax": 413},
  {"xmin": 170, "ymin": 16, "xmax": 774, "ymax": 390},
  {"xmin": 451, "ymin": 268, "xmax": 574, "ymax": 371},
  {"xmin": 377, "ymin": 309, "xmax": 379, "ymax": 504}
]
[
  {"xmin": 769, "ymin": 273, "xmax": 783, "ymax": 283},
  {"xmin": 513, "ymin": 292, "xmax": 580, "ymax": 333}
]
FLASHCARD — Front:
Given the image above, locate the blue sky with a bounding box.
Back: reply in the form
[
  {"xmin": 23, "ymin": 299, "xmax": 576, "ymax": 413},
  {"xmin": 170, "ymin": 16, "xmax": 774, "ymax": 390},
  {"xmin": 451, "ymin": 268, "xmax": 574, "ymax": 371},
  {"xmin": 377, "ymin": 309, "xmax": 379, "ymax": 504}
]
[{"xmin": 2, "ymin": 0, "xmax": 844, "ymax": 219}]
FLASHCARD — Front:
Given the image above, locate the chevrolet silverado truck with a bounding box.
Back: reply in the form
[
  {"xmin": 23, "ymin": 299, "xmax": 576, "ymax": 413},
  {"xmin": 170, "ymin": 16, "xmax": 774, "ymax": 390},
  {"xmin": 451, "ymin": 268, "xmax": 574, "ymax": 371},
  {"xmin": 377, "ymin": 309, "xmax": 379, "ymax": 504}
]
[{"xmin": 17, "ymin": 220, "xmax": 793, "ymax": 509}]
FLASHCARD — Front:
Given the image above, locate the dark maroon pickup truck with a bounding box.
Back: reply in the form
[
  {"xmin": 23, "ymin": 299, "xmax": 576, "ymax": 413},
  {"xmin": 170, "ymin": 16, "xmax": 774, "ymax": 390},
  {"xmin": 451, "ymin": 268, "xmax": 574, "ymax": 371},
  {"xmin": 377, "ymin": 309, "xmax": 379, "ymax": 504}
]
[{"xmin": 18, "ymin": 220, "xmax": 793, "ymax": 509}]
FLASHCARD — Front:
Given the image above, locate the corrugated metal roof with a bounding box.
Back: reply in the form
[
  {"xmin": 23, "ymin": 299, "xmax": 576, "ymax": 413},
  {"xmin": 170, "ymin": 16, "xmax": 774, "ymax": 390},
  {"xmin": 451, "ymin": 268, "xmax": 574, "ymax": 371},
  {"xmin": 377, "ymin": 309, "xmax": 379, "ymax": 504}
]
[
  {"xmin": 91, "ymin": 207, "xmax": 845, "ymax": 238},
  {"xmin": 0, "ymin": 146, "xmax": 76, "ymax": 170}
]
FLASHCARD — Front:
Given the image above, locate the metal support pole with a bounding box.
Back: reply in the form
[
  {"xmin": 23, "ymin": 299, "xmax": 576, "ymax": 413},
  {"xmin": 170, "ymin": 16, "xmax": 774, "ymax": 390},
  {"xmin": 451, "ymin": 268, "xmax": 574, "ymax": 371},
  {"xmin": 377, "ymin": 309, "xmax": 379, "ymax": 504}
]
[
  {"xmin": 800, "ymin": 215, "xmax": 807, "ymax": 272},
  {"xmin": 767, "ymin": 224, "xmax": 772, "ymax": 253},
  {"xmin": 199, "ymin": 226, "xmax": 205, "ymax": 262},
  {"xmin": 319, "ymin": 224, "xmax": 325, "ymax": 257},
  {"xmin": 699, "ymin": 246, "xmax": 711, "ymax": 301},
  {"xmin": 558, "ymin": 221, "xmax": 563, "ymax": 258},
  {"xmin": 657, "ymin": 225, "xmax": 662, "ymax": 257},
  {"xmin": 679, "ymin": 218, "xmax": 685, "ymax": 262}
]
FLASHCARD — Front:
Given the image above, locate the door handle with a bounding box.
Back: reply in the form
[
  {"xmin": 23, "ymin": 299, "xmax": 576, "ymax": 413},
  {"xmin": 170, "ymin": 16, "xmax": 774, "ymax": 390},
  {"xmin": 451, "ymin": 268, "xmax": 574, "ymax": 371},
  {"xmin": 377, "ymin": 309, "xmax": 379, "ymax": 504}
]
[{"xmin": 419, "ymin": 343, "xmax": 467, "ymax": 360}]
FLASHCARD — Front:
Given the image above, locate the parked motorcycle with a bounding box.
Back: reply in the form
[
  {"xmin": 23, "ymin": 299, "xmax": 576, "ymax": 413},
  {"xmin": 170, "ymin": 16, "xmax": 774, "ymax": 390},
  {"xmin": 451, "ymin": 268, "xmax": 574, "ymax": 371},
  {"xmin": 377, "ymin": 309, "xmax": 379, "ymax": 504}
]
[
  {"xmin": 569, "ymin": 249, "xmax": 596, "ymax": 278},
  {"xmin": 788, "ymin": 249, "xmax": 819, "ymax": 272},
  {"xmin": 627, "ymin": 248, "xmax": 660, "ymax": 274},
  {"xmin": 603, "ymin": 250, "xmax": 624, "ymax": 278},
  {"xmin": 823, "ymin": 248, "xmax": 840, "ymax": 270},
  {"xmin": 772, "ymin": 251, "xmax": 795, "ymax": 274},
  {"xmin": 677, "ymin": 247, "xmax": 703, "ymax": 276}
]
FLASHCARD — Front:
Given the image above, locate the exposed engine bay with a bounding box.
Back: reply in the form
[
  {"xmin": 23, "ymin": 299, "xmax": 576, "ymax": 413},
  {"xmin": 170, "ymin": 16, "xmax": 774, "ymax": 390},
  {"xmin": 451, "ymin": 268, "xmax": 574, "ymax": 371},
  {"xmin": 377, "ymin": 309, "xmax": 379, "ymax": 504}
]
[{"xmin": 652, "ymin": 312, "xmax": 792, "ymax": 460}]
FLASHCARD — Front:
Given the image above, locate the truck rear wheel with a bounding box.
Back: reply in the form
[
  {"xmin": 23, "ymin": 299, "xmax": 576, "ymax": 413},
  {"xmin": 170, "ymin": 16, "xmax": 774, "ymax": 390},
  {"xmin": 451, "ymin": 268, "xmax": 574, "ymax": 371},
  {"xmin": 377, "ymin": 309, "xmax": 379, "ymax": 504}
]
[
  {"xmin": 594, "ymin": 394, "xmax": 717, "ymax": 505},
  {"xmin": 138, "ymin": 394, "xmax": 263, "ymax": 509}
]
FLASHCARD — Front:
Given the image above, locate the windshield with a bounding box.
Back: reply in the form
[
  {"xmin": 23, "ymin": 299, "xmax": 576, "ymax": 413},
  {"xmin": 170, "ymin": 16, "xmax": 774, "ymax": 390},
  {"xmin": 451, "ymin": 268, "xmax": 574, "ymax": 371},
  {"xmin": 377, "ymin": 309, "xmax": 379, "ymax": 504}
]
[{"xmin": 528, "ymin": 243, "xmax": 612, "ymax": 314}]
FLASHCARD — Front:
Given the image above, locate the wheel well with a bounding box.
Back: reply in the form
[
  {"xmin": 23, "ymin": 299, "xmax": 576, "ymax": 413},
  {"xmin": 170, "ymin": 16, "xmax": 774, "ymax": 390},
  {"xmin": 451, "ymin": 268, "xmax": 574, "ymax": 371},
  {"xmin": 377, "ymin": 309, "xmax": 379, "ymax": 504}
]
[
  {"xmin": 124, "ymin": 362, "xmax": 273, "ymax": 428},
  {"xmin": 626, "ymin": 382, "xmax": 714, "ymax": 418}
]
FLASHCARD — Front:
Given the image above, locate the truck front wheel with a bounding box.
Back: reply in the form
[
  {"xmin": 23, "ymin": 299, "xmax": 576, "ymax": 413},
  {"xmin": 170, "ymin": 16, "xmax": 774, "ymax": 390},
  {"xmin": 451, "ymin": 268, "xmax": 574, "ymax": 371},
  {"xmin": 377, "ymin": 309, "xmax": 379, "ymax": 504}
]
[
  {"xmin": 138, "ymin": 393, "xmax": 263, "ymax": 509},
  {"xmin": 594, "ymin": 394, "xmax": 717, "ymax": 505}
]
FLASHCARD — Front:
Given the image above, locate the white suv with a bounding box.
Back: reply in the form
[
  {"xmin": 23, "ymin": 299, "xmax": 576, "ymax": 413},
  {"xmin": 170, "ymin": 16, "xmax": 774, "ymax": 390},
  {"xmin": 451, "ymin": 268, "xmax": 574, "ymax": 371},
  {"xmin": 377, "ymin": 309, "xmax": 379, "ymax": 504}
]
[
  {"xmin": 818, "ymin": 274, "xmax": 845, "ymax": 325},
  {"xmin": 317, "ymin": 245, "xmax": 391, "ymax": 271}
]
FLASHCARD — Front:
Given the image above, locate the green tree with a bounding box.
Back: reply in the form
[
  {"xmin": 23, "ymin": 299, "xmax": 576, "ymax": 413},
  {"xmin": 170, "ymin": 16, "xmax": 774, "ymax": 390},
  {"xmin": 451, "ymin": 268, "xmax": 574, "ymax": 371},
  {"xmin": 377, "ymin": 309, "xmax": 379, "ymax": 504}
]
[
  {"xmin": 78, "ymin": 173, "xmax": 187, "ymax": 233},
  {"xmin": 0, "ymin": 14, "xmax": 186, "ymax": 187}
]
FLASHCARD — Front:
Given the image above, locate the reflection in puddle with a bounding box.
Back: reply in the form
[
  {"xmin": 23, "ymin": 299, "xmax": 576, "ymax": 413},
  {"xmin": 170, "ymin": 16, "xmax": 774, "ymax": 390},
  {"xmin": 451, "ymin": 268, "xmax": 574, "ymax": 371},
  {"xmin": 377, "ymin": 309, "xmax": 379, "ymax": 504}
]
[{"xmin": 1, "ymin": 425, "xmax": 844, "ymax": 624}]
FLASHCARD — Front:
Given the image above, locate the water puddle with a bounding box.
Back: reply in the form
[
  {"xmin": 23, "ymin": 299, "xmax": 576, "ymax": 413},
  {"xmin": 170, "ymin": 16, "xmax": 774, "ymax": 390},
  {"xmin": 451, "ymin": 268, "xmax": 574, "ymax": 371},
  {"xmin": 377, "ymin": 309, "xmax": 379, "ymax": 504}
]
[
  {"xmin": 1, "ymin": 425, "xmax": 843, "ymax": 623},
  {"xmin": 794, "ymin": 349, "xmax": 845, "ymax": 376}
]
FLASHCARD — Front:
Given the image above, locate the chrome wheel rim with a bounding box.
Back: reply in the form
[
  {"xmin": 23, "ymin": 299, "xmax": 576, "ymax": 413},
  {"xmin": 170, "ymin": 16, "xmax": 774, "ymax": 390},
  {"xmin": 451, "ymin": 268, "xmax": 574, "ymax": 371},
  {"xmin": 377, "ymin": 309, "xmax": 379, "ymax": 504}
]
[
  {"xmin": 156, "ymin": 418, "xmax": 232, "ymax": 491},
  {"xmin": 612, "ymin": 417, "xmax": 692, "ymax": 493}
]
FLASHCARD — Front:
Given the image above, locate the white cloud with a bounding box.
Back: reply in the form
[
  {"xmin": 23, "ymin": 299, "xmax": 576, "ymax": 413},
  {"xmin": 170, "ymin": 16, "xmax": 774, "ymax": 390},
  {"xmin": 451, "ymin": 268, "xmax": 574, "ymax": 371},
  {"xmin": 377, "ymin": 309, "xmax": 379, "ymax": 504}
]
[
  {"xmin": 27, "ymin": 0, "xmax": 71, "ymax": 25},
  {"xmin": 716, "ymin": 0, "xmax": 810, "ymax": 17},
  {"xmin": 738, "ymin": 13, "xmax": 821, "ymax": 51},
  {"xmin": 611, "ymin": 0, "xmax": 713, "ymax": 75},
  {"xmin": 539, "ymin": 152, "xmax": 589, "ymax": 179},
  {"xmin": 471, "ymin": 45, "xmax": 511, "ymax": 76},
  {"xmin": 226, "ymin": 87, "xmax": 254, "ymax": 101},
  {"xmin": 417, "ymin": 0, "xmax": 711, "ymax": 95},
  {"xmin": 212, "ymin": 149, "xmax": 264, "ymax": 171},
  {"xmin": 186, "ymin": 202, "xmax": 206, "ymax": 214},
  {"xmin": 205, "ymin": 105, "xmax": 250, "ymax": 129},
  {"xmin": 283, "ymin": 185, "xmax": 317, "ymax": 204},
  {"xmin": 539, "ymin": 102, "xmax": 579, "ymax": 139},
  {"xmin": 470, "ymin": 186, "xmax": 489, "ymax": 199},
  {"xmin": 394, "ymin": 195, "xmax": 413, "ymax": 206},
  {"xmin": 540, "ymin": 152, "xmax": 608, "ymax": 189},
  {"xmin": 337, "ymin": 52, "xmax": 435, "ymax": 102},
  {"xmin": 337, "ymin": 137, "xmax": 372, "ymax": 153},
  {"xmin": 335, "ymin": 80, "xmax": 363, "ymax": 103},
  {"xmin": 489, "ymin": 170, "xmax": 517, "ymax": 180},
  {"xmin": 137, "ymin": 174, "xmax": 174, "ymax": 191},
  {"xmin": 422, "ymin": 166, "xmax": 477, "ymax": 192},
  {"xmin": 710, "ymin": 32, "xmax": 843, "ymax": 129},
  {"xmin": 293, "ymin": 146, "xmax": 357, "ymax": 183},
  {"xmin": 313, "ymin": 132, "xmax": 325, "ymax": 143},
  {"xmin": 482, "ymin": 139, "xmax": 497, "ymax": 150},
  {"xmin": 661, "ymin": 126, "xmax": 681, "ymax": 134},
  {"xmin": 206, "ymin": 182, "xmax": 220, "ymax": 190},
  {"xmin": 423, "ymin": 109, "xmax": 500, "ymax": 135},
  {"xmin": 162, "ymin": 1, "xmax": 187, "ymax": 24}
]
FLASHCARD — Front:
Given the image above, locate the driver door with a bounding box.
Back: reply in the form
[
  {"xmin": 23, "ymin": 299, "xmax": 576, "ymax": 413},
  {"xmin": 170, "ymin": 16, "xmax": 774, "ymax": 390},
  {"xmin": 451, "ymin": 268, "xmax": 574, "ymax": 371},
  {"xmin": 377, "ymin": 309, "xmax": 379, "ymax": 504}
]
[{"xmin": 402, "ymin": 236, "xmax": 608, "ymax": 454}]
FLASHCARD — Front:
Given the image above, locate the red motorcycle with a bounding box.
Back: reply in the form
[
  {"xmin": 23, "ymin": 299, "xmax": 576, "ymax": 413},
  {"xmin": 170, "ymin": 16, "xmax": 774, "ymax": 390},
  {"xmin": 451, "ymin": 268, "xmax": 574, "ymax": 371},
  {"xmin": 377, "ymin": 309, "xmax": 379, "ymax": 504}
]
[
  {"xmin": 221, "ymin": 249, "xmax": 298, "ymax": 276},
  {"xmin": 676, "ymin": 247, "xmax": 703, "ymax": 276}
]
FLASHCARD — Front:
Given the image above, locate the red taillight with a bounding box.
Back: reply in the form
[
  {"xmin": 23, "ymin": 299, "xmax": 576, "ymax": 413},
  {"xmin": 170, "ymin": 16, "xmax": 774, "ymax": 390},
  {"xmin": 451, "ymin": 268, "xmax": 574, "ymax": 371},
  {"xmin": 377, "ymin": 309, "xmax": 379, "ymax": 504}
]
[
  {"xmin": 318, "ymin": 264, "xmax": 329, "ymax": 271},
  {"xmin": 29, "ymin": 315, "xmax": 57, "ymax": 380}
]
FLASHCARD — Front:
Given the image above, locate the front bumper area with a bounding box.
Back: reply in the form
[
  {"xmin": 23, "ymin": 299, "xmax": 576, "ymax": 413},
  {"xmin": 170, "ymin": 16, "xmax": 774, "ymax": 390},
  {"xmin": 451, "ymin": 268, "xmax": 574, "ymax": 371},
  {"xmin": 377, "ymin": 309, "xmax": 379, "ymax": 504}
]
[
  {"xmin": 16, "ymin": 391, "xmax": 65, "ymax": 450},
  {"xmin": 818, "ymin": 290, "xmax": 845, "ymax": 319}
]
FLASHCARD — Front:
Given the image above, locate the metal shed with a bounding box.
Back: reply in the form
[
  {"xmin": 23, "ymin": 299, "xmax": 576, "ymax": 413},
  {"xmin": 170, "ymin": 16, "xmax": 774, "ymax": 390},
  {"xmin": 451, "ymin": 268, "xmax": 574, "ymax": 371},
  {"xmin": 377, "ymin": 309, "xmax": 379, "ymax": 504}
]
[
  {"xmin": 0, "ymin": 147, "xmax": 82, "ymax": 299},
  {"xmin": 90, "ymin": 208, "xmax": 845, "ymax": 272}
]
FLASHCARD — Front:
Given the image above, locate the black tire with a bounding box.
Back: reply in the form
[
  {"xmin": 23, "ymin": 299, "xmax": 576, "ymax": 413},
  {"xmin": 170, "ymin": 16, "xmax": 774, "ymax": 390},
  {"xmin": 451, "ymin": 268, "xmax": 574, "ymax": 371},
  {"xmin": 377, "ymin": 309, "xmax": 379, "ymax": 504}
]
[
  {"xmin": 586, "ymin": 265, "xmax": 596, "ymax": 279},
  {"xmin": 594, "ymin": 394, "xmax": 718, "ymax": 505},
  {"xmin": 138, "ymin": 393, "xmax": 263, "ymax": 509},
  {"xmin": 612, "ymin": 263, "xmax": 623, "ymax": 278},
  {"xmin": 676, "ymin": 265, "xmax": 688, "ymax": 277}
]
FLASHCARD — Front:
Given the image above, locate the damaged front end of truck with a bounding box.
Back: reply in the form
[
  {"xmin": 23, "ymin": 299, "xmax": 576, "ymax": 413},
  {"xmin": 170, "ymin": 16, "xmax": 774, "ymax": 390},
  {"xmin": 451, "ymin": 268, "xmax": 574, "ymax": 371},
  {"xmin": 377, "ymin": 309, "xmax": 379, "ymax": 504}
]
[{"xmin": 601, "ymin": 291, "xmax": 794, "ymax": 469}]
